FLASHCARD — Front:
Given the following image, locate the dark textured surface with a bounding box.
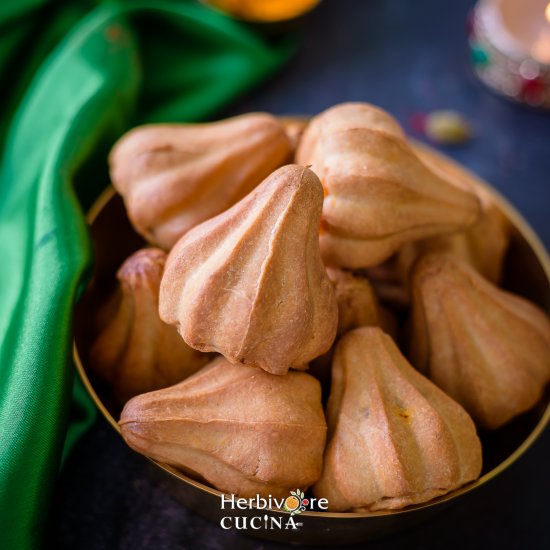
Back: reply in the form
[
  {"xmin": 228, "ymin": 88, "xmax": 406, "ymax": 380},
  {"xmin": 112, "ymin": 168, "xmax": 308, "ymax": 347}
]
[{"xmin": 52, "ymin": 0, "xmax": 550, "ymax": 548}]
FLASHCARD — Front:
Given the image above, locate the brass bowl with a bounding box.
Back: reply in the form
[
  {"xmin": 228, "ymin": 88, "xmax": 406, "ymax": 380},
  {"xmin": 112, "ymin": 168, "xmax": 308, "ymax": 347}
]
[{"xmin": 74, "ymin": 143, "xmax": 550, "ymax": 545}]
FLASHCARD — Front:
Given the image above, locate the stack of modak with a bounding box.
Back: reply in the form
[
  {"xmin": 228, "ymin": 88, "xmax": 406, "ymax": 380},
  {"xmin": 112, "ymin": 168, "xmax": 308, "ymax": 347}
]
[{"xmin": 88, "ymin": 103, "xmax": 550, "ymax": 512}]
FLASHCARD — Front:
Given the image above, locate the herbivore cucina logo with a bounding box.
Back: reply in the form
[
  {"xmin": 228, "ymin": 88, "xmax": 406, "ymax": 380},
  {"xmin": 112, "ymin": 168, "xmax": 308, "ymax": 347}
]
[{"xmin": 220, "ymin": 490, "xmax": 329, "ymax": 530}]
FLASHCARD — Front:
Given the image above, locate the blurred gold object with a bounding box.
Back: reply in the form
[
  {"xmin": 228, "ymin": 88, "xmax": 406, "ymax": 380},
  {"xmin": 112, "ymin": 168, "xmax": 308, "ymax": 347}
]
[
  {"xmin": 74, "ymin": 137, "xmax": 550, "ymax": 545},
  {"xmin": 423, "ymin": 110, "xmax": 473, "ymax": 145},
  {"xmin": 471, "ymin": 0, "xmax": 550, "ymax": 109},
  {"xmin": 203, "ymin": 0, "xmax": 320, "ymax": 22}
]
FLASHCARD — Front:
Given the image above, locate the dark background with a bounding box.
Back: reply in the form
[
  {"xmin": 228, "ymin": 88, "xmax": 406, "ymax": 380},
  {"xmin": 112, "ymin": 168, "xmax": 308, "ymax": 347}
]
[{"xmin": 52, "ymin": 0, "xmax": 550, "ymax": 548}]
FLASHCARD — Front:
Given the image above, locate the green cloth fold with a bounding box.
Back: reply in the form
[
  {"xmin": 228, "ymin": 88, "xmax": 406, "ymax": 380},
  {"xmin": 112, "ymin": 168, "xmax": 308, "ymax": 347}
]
[{"xmin": 0, "ymin": 1, "xmax": 293, "ymax": 548}]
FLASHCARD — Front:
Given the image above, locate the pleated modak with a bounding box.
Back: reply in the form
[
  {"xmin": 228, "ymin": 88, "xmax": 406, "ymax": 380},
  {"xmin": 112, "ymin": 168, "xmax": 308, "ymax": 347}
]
[
  {"xmin": 88, "ymin": 248, "xmax": 210, "ymax": 404},
  {"xmin": 308, "ymin": 268, "xmax": 396, "ymax": 390},
  {"xmin": 397, "ymin": 147, "xmax": 510, "ymax": 285},
  {"xmin": 409, "ymin": 253, "xmax": 550, "ymax": 429},
  {"xmin": 326, "ymin": 267, "xmax": 396, "ymax": 337},
  {"xmin": 119, "ymin": 357, "xmax": 327, "ymax": 498},
  {"xmin": 159, "ymin": 165, "xmax": 338, "ymax": 375},
  {"xmin": 109, "ymin": 113, "xmax": 291, "ymax": 249},
  {"xmin": 314, "ymin": 326, "xmax": 482, "ymax": 511},
  {"xmin": 296, "ymin": 102, "xmax": 481, "ymax": 268}
]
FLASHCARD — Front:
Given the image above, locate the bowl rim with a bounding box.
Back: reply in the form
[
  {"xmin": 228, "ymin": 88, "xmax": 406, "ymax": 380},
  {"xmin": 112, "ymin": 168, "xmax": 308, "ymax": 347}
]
[{"xmin": 74, "ymin": 141, "xmax": 550, "ymax": 518}]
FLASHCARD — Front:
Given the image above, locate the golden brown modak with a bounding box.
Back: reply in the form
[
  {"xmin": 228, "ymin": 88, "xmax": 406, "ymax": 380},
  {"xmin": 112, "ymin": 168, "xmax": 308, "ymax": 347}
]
[
  {"xmin": 119, "ymin": 357, "xmax": 327, "ymax": 498},
  {"xmin": 159, "ymin": 165, "xmax": 338, "ymax": 375},
  {"xmin": 110, "ymin": 113, "xmax": 291, "ymax": 249},
  {"xmin": 279, "ymin": 116, "xmax": 308, "ymax": 159},
  {"xmin": 88, "ymin": 248, "xmax": 210, "ymax": 404},
  {"xmin": 314, "ymin": 327, "xmax": 482, "ymax": 511},
  {"xmin": 326, "ymin": 267, "xmax": 396, "ymax": 337},
  {"xmin": 397, "ymin": 147, "xmax": 510, "ymax": 285},
  {"xmin": 409, "ymin": 253, "xmax": 550, "ymax": 429},
  {"xmin": 296, "ymin": 102, "xmax": 481, "ymax": 268}
]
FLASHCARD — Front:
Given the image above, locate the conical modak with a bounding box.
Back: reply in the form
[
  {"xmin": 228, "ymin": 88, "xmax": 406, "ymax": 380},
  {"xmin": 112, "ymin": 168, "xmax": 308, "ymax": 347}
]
[
  {"xmin": 109, "ymin": 113, "xmax": 291, "ymax": 249},
  {"xmin": 326, "ymin": 267, "xmax": 396, "ymax": 337},
  {"xmin": 119, "ymin": 357, "xmax": 327, "ymax": 498},
  {"xmin": 409, "ymin": 253, "xmax": 550, "ymax": 429},
  {"xmin": 296, "ymin": 102, "xmax": 481, "ymax": 268},
  {"xmin": 280, "ymin": 116, "xmax": 308, "ymax": 160},
  {"xmin": 308, "ymin": 268, "xmax": 396, "ymax": 392},
  {"xmin": 314, "ymin": 327, "xmax": 482, "ymax": 511},
  {"xmin": 88, "ymin": 248, "xmax": 211, "ymax": 404},
  {"xmin": 397, "ymin": 148, "xmax": 510, "ymax": 285},
  {"xmin": 159, "ymin": 164, "xmax": 338, "ymax": 375},
  {"xmin": 362, "ymin": 181, "xmax": 509, "ymax": 307}
]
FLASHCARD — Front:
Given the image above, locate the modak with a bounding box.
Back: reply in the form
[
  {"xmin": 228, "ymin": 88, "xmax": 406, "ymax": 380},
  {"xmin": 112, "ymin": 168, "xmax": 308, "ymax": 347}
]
[
  {"xmin": 296, "ymin": 102, "xmax": 481, "ymax": 268},
  {"xmin": 397, "ymin": 147, "xmax": 510, "ymax": 285},
  {"xmin": 110, "ymin": 113, "xmax": 291, "ymax": 249},
  {"xmin": 326, "ymin": 267, "xmax": 396, "ymax": 337},
  {"xmin": 89, "ymin": 248, "xmax": 210, "ymax": 404},
  {"xmin": 159, "ymin": 165, "xmax": 338, "ymax": 375},
  {"xmin": 280, "ymin": 116, "xmax": 308, "ymax": 159},
  {"xmin": 409, "ymin": 253, "xmax": 550, "ymax": 429},
  {"xmin": 314, "ymin": 326, "xmax": 482, "ymax": 511},
  {"xmin": 119, "ymin": 357, "xmax": 327, "ymax": 498}
]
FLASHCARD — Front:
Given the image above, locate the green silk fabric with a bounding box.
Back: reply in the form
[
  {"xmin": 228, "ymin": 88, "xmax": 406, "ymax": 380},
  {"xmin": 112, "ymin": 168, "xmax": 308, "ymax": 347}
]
[{"xmin": 0, "ymin": 1, "xmax": 293, "ymax": 547}]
